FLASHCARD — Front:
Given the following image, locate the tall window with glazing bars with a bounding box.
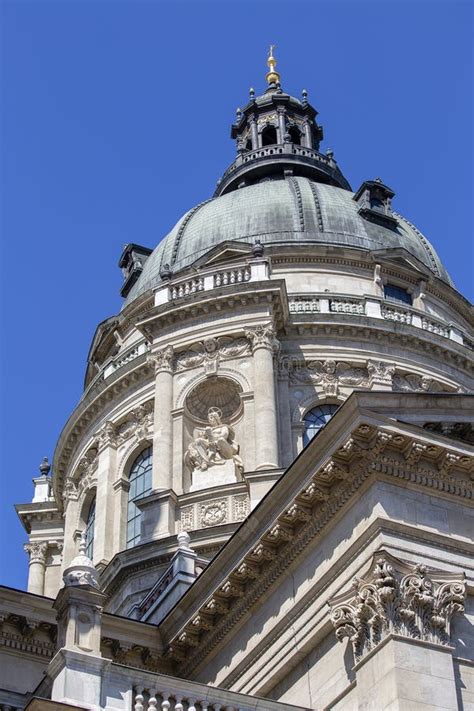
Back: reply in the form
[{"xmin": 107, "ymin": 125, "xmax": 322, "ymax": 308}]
[{"xmin": 127, "ymin": 447, "xmax": 153, "ymax": 548}]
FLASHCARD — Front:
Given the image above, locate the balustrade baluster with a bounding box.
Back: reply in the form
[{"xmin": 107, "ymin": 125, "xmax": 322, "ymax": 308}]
[
  {"xmin": 148, "ymin": 689, "xmax": 157, "ymax": 710},
  {"xmin": 134, "ymin": 686, "xmax": 145, "ymax": 711},
  {"xmin": 161, "ymin": 694, "xmax": 171, "ymax": 710},
  {"xmin": 174, "ymin": 696, "xmax": 184, "ymax": 711}
]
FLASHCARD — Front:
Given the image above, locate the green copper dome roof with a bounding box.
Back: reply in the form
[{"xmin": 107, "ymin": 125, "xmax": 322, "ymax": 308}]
[{"xmin": 123, "ymin": 177, "xmax": 451, "ymax": 305}]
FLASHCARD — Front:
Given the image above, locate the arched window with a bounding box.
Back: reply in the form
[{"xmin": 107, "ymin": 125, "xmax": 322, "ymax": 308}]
[
  {"xmin": 245, "ymin": 138, "xmax": 252, "ymax": 151},
  {"xmin": 261, "ymin": 125, "xmax": 277, "ymax": 146},
  {"xmin": 84, "ymin": 498, "xmax": 96, "ymax": 559},
  {"xmin": 288, "ymin": 125, "xmax": 301, "ymax": 145},
  {"xmin": 127, "ymin": 446, "xmax": 153, "ymax": 548},
  {"xmin": 302, "ymin": 404, "xmax": 339, "ymax": 447}
]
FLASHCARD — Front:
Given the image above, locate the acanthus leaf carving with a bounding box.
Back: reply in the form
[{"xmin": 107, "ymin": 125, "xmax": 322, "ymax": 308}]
[
  {"xmin": 24, "ymin": 541, "xmax": 49, "ymax": 565},
  {"xmin": 147, "ymin": 345, "xmax": 174, "ymax": 374},
  {"xmin": 245, "ymin": 323, "xmax": 279, "ymax": 353},
  {"xmin": 329, "ymin": 551, "xmax": 466, "ymax": 661}
]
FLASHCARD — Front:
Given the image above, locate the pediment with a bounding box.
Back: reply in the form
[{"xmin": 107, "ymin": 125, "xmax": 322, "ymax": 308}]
[
  {"xmin": 371, "ymin": 247, "xmax": 432, "ymax": 279},
  {"xmin": 190, "ymin": 241, "xmax": 254, "ymax": 269}
]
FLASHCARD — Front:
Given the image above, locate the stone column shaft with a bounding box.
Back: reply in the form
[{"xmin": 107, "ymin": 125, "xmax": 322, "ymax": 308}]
[
  {"xmin": 277, "ymin": 370, "xmax": 293, "ymax": 468},
  {"xmin": 250, "ymin": 117, "xmax": 258, "ymax": 149},
  {"xmin": 304, "ymin": 120, "xmax": 312, "ymax": 148},
  {"xmin": 277, "ymin": 110, "xmax": 286, "ymax": 144},
  {"xmin": 25, "ymin": 541, "xmax": 48, "ymax": 595},
  {"xmin": 148, "ymin": 346, "xmax": 174, "ymax": 490},
  {"xmin": 246, "ymin": 324, "xmax": 279, "ymax": 470}
]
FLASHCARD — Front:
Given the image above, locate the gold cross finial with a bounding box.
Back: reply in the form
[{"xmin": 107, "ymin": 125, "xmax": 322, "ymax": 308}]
[{"xmin": 266, "ymin": 44, "xmax": 280, "ymax": 85}]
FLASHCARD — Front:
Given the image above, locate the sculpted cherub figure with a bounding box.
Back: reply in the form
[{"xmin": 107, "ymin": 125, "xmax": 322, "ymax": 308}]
[{"xmin": 185, "ymin": 407, "xmax": 243, "ymax": 474}]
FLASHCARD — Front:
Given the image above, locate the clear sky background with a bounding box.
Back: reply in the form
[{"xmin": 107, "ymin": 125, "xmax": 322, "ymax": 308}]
[{"xmin": 1, "ymin": 0, "xmax": 472, "ymax": 591}]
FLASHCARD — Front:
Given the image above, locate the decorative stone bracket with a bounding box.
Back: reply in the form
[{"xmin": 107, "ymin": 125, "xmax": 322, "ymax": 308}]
[{"xmin": 328, "ymin": 550, "xmax": 466, "ymax": 662}]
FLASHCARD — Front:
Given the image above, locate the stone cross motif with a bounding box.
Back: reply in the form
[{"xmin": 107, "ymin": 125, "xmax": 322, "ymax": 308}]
[
  {"xmin": 185, "ymin": 407, "xmax": 243, "ymax": 475},
  {"xmin": 328, "ymin": 551, "xmax": 466, "ymax": 661}
]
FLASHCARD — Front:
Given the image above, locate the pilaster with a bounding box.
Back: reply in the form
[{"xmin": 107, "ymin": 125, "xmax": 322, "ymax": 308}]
[
  {"xmin": 93, "ymin": 422, "xmax": 118, "ymax": 566},
  {"xmin": 245, "ymin": 323, "xmax": 279, "ymax": 470},
  {"xmin": 148, "ymin": 346, "xmax": 174, "ymax": 490}
]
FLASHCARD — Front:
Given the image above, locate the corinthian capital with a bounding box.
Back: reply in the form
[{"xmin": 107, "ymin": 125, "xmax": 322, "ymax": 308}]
[
  {"xmin": 329, "ymin": 551, "xmax": 466, "ymax": 661},
  {"xmin": 147, "ymin": 345, "xmax": 174, "ymax": 374},
  {"xmin": 24, "ymin": 541, "xmax": 48, "ymax": 565},
  {"xmin": 245, "ymin": 323, "xmax": 279, "ymax": 353}
]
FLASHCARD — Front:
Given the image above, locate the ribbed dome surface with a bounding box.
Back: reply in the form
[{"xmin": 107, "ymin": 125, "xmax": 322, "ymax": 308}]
[{"xmin": 124, "ymin": 178, "xmax": 451, "ymax": 305}]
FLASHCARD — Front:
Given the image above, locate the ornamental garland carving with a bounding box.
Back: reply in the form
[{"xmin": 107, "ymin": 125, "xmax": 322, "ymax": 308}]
[
  {"xmin": 175, "ymin": 336, "xmax": 250, "ymax": 372},
  {"xmin": 286, "ymin": 358, "xmax": 369, "ymax": 396},
  {"xmin": 115, "ymin": 402, "xmax": 154, "ymax": 445},
  {"xmin": 329, "ymin": 551, "xmax": 466, "ymax": 661},
  {"xmin": 392, "ymin": 373, "xmax": 453, "ymax": 393}
]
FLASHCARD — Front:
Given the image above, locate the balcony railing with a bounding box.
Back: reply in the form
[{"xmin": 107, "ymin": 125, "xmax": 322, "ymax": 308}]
[
  {"xmin": 288, "ymin": 293, "xmax": 471, "ymax": 348},
  {"xmin": 126, "ymin": 669, "xmax": 309, "ymax": 711}
]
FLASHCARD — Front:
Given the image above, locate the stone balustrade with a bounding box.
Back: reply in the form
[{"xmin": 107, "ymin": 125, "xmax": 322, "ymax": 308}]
[
  {"xmin": 214, "ymin": 266, "xmax": 251, "ymax": 287},
  {"xmin": 129, "ymin": 672, "xmax": 307, "ymax": 711},
  {"xmin": 154, "ymin": 260, "xmax": 269, "ymax": 307},
  {"xmin": 104, "ymin": 341, "xmax": 151, "ymax": 379},
  {"xmin": 288, "ymin": 293, "xmax": 471, "ymax": 348}
]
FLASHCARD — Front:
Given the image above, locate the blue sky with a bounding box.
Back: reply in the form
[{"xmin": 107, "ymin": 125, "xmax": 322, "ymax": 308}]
[{"xmin": 1, "ymin": 0, "xmax": 472, "ymax": 590}]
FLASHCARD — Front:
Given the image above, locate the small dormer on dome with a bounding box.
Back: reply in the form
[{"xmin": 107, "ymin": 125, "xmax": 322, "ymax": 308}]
[
  {"xmin": 118, "ymin": 243, "xmax": 153, "ymax": 298},
  {"xmin": 215, "ymin": 47, "xmax": 350, "ymax": 196},
  {"xmin": 353, "ymin": 178, "xmax": 398, "ymax": 228}
]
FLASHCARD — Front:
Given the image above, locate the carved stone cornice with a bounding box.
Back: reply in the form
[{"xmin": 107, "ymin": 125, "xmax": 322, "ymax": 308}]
[
  {"xmin": 24, "ymin": 541, "xmax": 48, "ymax": 565},
  {"xmin": 245, "ymin": 323, "xmax": 279, "ymax": 353},
  {"xmin": 329, "ymin": 551, "xmax": 466, "ymax": 661},
  {"xmin": 165, "ymin": 422, "xmax": 472, "ymax": 676},
  {"xmin": 147, "ymin": 345, "xmax": 174, "ymax": 374}
]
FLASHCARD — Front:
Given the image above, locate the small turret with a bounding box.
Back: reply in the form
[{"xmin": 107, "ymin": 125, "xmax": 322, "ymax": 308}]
[{"xmin": 215, "ymin": 47, "xmax": 350, "ymax": 196}]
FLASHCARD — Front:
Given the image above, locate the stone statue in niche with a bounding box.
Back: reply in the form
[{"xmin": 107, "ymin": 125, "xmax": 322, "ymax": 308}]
[{"xmin": 185, "ymin": 407, "xmax": 243, "ymax": 492}]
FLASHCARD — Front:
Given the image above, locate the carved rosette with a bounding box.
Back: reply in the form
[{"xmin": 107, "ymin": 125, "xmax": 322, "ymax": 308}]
[
  {"xmin": 329, "ymin": 552, "xmax": 466, "ymax": 661},
  {"xmin": 24, "ymin": 541, "xmax": 48, "ymax": 565},
  {"xmin": 147, "ymin": 345, "xmax": 174, "ymax": 374},
  {"xmin": 245, "ymin": 323, "xmax": 279, "ymax": 353}
]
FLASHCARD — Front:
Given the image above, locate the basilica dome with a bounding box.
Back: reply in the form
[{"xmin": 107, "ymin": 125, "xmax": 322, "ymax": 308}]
[{"xmin": 123, "ymin": 177, "xmax": 451, "ymax": 305}]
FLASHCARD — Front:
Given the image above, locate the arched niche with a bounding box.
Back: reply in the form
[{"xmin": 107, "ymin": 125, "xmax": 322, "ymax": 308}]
[{"xmin": 182, "ymin": 375, "xmax": 244, "ymax": 493}]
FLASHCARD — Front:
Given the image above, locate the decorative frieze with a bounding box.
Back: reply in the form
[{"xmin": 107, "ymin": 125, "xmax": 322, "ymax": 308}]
[
  {"xmin": 115, "ymin": 402, "xmax": 154, "ymax": 446},
  {"xmin": 288, "ymin": 359, "xmax": 369, "ymax": 396},
  {"xmin": 200, "ymin": 499, "xmax": 228, "ymax": 527},
  {"xmin": 175, "ymin": 335, "xmax": 250, "ymax": 372},
  {"xmin": 179, "ymin": 493, "xmax": 250, "ymax": 532},
  {"xmin": 392, "ymin": 373, "xmax": 453, "ymax": 393},
  {"xmin": 329, "ymin": 552, "xmax": 466, "ymax": 661}
]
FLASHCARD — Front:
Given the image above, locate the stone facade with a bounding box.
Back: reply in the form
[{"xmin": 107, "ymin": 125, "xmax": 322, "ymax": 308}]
[{"xmin": 2, "ymin": 52, "xmax": 473, "ymax": 710}]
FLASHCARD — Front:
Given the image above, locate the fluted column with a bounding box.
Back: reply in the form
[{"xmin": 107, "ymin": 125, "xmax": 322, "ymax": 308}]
[
  {"xmin": 245, "ymin": 324, "xmax": 279, "ymax": 470},
  {"xmin": 148, "ymin": 346, "xmax": 174, "ymax": 490},
  {"xmin": 24, "ymin": 541, "xmax": 48, "ymax": 595}
]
